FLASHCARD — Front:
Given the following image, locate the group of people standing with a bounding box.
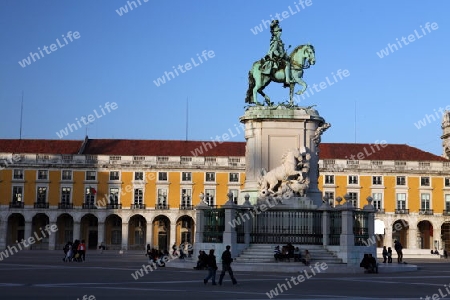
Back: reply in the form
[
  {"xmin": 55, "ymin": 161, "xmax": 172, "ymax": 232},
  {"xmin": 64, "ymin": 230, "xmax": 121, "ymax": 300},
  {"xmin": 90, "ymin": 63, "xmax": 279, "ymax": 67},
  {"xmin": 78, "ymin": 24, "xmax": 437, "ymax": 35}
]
[
  {"xmin": 381, "ymin": 240, "xmax": 404, "ymax": 264},
  {"xmin": 203, "ymin": 245, "xmax": 238, "ymax": 286},
  {"xmin": 62, "ymin": 239, "xmax": 86, "ymax": 262}
]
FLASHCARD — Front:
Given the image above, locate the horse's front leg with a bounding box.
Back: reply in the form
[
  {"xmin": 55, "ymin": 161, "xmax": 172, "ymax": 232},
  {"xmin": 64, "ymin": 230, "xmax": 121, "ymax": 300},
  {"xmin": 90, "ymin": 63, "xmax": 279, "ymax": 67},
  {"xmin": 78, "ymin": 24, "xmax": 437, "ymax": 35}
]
[
  {"xmin": 291, "ymin": 70, "xmax": 307, "ymax": 95},
  {"xmin": 295, "ymin": 78, "xmax": 307, "ymax": 95}
]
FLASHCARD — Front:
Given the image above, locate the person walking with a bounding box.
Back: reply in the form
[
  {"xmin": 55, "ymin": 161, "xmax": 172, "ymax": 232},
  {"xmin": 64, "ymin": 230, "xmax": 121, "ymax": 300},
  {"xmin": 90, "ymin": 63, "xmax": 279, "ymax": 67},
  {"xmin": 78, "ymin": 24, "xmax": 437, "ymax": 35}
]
[
  {"xmin": 394, "ymin": 240, "xmax": 403, "ymax": 263},
  {"xmin": 387, "ymin": 247, "xmax": 393, "ymax": 263},
  {"xmin": 203, "ymin": 249, "xmax": 218, "ymax": 285},
  {"xmin": 218, "ymin": 245, "xmax": 237, "ymax": 285},
  {"xmin": 382, "ymin": 246, "xmax": 388, "ymax": 263},
  {"xmin": 77, "ymin": 240, "xmax": 86, "ymax": 262}
]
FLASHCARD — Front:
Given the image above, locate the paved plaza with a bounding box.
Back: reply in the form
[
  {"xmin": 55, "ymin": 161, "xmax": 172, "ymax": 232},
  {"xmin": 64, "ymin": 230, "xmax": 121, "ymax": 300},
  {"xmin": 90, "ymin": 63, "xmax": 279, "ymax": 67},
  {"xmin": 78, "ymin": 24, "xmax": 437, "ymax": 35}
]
[{"xmin": 0, "ymin": 250, "xmax": 449, "ymax": 299}]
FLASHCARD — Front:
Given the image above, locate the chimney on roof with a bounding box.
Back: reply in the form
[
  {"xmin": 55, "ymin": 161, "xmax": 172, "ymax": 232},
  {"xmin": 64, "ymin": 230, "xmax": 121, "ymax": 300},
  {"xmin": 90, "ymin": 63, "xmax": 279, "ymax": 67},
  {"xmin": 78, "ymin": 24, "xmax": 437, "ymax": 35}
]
[
  {"xmin": 441, "ymin": 111, "xmax": 450, "ymax": 159},
  {"xmin": 78, "ymin": 135, "xmax": 89, "ymax": 154}
]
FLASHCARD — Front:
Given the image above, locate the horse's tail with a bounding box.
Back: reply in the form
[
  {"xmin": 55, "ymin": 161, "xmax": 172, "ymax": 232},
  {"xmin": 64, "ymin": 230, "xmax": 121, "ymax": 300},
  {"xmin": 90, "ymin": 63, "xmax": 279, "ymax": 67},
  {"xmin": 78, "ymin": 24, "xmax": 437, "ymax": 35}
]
[{"xmin": 245, "ymin": 69, "xmax": 255, "ymax": 104}]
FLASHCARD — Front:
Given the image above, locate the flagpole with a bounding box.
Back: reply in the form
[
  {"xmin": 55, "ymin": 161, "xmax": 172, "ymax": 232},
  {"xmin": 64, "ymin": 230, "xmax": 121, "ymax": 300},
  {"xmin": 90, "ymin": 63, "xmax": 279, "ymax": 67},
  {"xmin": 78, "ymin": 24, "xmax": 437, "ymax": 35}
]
[
  {"xmin": 185, "ymin": 97, "xmax": 189, "ymax": 141},
  {"xmin": 20, "ymin": 91, "xmax": 24, "ymax": 139}
]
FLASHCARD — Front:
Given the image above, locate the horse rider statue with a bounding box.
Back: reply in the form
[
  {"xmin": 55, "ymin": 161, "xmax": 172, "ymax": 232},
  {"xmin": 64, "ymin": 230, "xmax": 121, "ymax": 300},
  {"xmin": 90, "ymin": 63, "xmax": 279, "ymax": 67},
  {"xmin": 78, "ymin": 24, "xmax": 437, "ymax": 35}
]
[{"xmin": 260, "ymin": 20, "xmax": 292, "ymax": 87}]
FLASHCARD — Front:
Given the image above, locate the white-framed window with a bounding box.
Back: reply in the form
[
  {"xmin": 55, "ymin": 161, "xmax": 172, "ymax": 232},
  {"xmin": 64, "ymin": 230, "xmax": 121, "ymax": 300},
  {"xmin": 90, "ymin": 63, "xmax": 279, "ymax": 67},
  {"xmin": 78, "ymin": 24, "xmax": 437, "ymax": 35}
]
[
  {"xmin": 86, "ymin": 171, "xmax": 96, "ymax": 181},
  {"xmin": 134, "ymin": 188, "xmax": 143, "ymax": 205},
  {"xmin": 421, "ymin": 177, "xmax": 430, "ymax": 186},
  {"xmin": 324, "ymin": 175, "xmax": 334, "ymax": 184},
  {"xmin": 181, "ymin": 189, "xmax": 192, "ymax": 207},
  {"xmin": 348, "ymin": 192, "xmax": 358, "ymax": 207},
  {"xmin": 204, "ymin": 189, "xmax": 215, "ymax": 206},
  {"xmin": 396, "ymin": 176, "xmax": 406, "ymax": 186},
  {"xmin": 109, "ymin": 188, "xmax": 119, "ymax": 204},
  {"xmin": 37, "ymin": 170, "xmax": 48, "ymax": 180},
  {"xmin": 206, "ymin": 172, "xmax": 215, "ymax": 182},
  {"xmin": 324, "ymin": 191, "xmax": 334, "ymax": 206},
  {"xmin": 229, "ymin": 189, "xmax": 239, "ymax": 203},
  {"xmin": 348, "ymin": 175, "xmax": 358, "ymax": 185},
  {"xmin": 36, "ymin": 187, "xmax": 47, "ymax": 203},
  {"xmin": 12, "ymin": 186, "xmax": 23, "ymax": 202},
  {"xmin": 445, "ymin": 177, "xmax": 450, "ymax": 187},
  {"xmin": 62, "ymin": 170, "xmax": 72, "ymax": 181},
  {"xmin": 13, "ymin": 169, "xmax": 23, "ymax": 180},
  {"xmin": 396, "ymin": 193, "xmax": 406, "ymax": 209},
  {"xmin": 182, "ymin": 172, "xmax": 192, "ymax": 181},
  {"xmin": 158, "ymin": 172, "xmax": 168, "ymax": 181},
  {"xmin": 421, "ymin": 193, "xmax": 430, "ymax": 210},
  {"xmin": 85, "ymin": 187, "xmax": 96, "ymax": 204},
  {"xmin": 110, "ymin": 171, "xmax": 120, "ymax": 181},
  {"xmin": 229, "ymin": 173, "xmax": 239, "ymax": 182},
  {"xmin": 373, "ymin": 192, "xmax": 382, "ymax": 210},
  {"xmin": 445, "ymin": 194, "xmax": 450, "ymax": 211},
  {"xmin": 134, "ymin": 172, "xmax": 144, "ymax": 181},
  {"xmin": 372, "ymin": 176, "xmax": 382, "ymax": 185},
  {"xmin": 61, "ymin": 187, "xmax": 71, "ymax": 204},
  {"xmin": 157, "ymin": 189, "xmax": 167, "ymax": 205}
]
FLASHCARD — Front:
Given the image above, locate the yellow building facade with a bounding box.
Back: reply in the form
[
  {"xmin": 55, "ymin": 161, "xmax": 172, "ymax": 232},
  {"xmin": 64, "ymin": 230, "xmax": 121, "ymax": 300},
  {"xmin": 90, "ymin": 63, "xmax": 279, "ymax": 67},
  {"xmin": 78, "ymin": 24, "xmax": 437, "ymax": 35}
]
[{"xmin": 1, "ymin": 138, "xmax": 450, "ymax": 253}]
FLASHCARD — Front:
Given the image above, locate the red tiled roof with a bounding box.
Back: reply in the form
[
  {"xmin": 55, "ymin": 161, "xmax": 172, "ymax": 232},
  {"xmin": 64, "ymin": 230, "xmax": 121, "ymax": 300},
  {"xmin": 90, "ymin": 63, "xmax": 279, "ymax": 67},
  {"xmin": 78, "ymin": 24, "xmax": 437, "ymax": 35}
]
[
  {"xmin": 0, "ymin": 139, "xmax": 446, "ymax": 161},
  {"xmin": 319, "ymin": 143, "xmax": 448, "ymax": 162},
  {"xmin": 82, "ymin": 139, "xmax": 246, "ymax": 157},
  {"xmin": 0, "ymin": 139, "xmax": 83, "ymax": 154}
]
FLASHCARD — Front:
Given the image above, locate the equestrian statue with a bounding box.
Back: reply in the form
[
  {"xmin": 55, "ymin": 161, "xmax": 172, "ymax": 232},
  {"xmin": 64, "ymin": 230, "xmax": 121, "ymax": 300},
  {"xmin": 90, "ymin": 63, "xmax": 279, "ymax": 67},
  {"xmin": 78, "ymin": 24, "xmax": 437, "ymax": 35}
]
[{"xmin": 245, "ymin": 20, "xmax": 316, "ymax": 106}]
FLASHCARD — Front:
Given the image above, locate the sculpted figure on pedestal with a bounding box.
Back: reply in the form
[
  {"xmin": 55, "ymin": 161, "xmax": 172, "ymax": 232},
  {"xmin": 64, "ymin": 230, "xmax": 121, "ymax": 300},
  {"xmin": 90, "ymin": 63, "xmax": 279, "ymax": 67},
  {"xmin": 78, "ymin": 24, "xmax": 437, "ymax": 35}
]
[
  {"xmin": 312, "ymin": 122, "xmax": 331, "ymax": 147},
  {"xmin": 258, "ymin": 149, "xmax": 311, "ymax": 199}
]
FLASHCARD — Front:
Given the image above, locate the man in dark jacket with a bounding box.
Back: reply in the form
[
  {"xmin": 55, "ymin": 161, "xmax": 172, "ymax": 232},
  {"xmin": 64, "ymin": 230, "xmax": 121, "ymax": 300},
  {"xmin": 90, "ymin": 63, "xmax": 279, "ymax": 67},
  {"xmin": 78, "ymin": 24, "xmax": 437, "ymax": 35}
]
[
  {"xmin": 394, "ymin": 240, "xmax": 403, "ymax": 263},
  {"xmin": 218, "ymin": 245, "xmax": 237, "ymax": 285},
  {"xmin": 203, "ymin": 249, "xmax": 217, "ymax": 285}
]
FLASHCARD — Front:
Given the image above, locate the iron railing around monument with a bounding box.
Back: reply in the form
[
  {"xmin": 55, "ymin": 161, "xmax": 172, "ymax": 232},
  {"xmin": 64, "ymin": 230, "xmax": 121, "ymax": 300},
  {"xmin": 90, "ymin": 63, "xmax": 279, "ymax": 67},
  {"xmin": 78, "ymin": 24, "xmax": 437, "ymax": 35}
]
[
  {"xmin": 235, "ymin": 209, "xmax": 246, "ymax": 244},
  {"xmin": 353, "ymin": 210, "xmax": 370, "ymax": 246},
  {"xmin": 203, "ymin": 208, "xmax": 225, "ymax": 243},
  {"xmin": 250, "ymin": 210, "xmax": 323, "ymax": 244},
  {"xmin": 328, "ymin": 210, "xmax": 342, "ymax": 246}
]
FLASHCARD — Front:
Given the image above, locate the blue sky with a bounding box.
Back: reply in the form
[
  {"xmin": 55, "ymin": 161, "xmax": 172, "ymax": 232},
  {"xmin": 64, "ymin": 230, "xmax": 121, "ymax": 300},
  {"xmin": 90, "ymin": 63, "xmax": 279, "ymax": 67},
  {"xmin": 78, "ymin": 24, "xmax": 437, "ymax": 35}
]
[{"xmin": 1, "ymin": 0, "xmax": 449, "ymax": 155}]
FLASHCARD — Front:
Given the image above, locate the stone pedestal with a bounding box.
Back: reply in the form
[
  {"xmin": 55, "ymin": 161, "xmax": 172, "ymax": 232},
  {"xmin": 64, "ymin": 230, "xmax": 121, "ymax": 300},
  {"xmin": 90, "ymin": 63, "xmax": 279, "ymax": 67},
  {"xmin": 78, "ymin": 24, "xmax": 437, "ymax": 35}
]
[{"xmin": 239, "ymin": 106, "xmax": 328, "ymax": 207}]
